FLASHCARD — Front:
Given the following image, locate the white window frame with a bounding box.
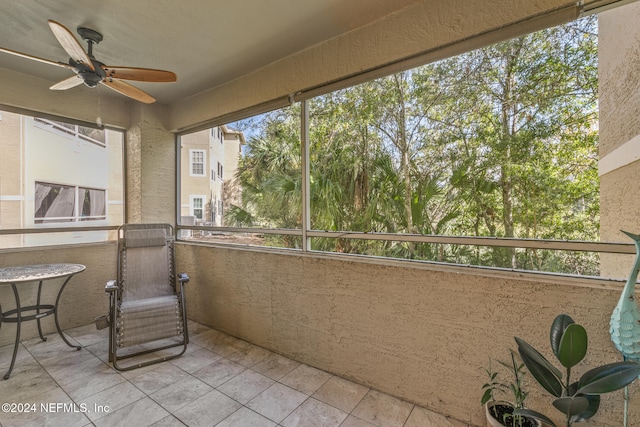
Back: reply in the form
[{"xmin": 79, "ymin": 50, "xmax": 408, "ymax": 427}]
[
  {"xmin": 190, "ymin": 149, "xmax": 206, "ymax": 177},
  {"xmin": 34, "ymin": 181, "xmax": 107, "ymax": 224},
  {"xmin": 190, "ymin": 195, "xmax": 206, "ymax": 220}
]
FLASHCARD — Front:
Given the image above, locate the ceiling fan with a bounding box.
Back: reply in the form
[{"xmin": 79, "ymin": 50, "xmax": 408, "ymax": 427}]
[{"xmin": 0, "ymin": 20, "xmax": 176, "ymax": 104}]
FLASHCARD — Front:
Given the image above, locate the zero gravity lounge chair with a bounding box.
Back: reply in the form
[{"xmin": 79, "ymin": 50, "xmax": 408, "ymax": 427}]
[{"xmin": 105, "ymin": 223, "xmax": 189, "ymax": 370}]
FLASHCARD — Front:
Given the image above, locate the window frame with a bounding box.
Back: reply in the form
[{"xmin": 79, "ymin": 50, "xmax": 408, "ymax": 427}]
[
  {"xmin": 190, "ymin": 195, "xmax": 206, "ymax": 220},
  {"xmin": 174, "ymin": 9, "xmax": 636, "ymax": 280},
  {"xmin": 34, "ymin": 181, "xmax": 107, "ymax": 224},
  {"xmin": 189, "ymin": 149, "xmax": 206, "ymax": 177}
]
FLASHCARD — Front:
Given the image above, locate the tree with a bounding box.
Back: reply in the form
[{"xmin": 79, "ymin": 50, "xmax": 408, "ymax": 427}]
[{"xmin": 225, "ymin": 16, "xmax": 599, "ymax": 273}]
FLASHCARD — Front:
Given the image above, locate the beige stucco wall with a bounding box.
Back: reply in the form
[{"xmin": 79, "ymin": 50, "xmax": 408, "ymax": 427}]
[
  {"xmin": 125, "ymin": 103, "xmax": 176, "ymax": 225},
  {"xmin": 0, "ymin": 111, "xmax": 23, "ymax": 248},
  {"xmin": 177, "ymin": 243, "xmax": 636, "ymax": 427},
  {"xmin": 0, "ymin": 243, "xmax": 116, "ymax": 347},
  {"xmin": 599, "ymin": 3, "xmax": 640, "ymax": 277}
]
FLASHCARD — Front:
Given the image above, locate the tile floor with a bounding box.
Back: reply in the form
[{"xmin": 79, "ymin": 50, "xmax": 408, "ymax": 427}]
[{"xmin": 0, "ymin": 321, "xmax": 470, "ymax": 427}]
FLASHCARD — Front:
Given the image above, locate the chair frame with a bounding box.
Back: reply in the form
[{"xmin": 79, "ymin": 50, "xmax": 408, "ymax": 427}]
[{"xmin": 105, "ymin": 223, "xmax": 190, "ymax": 371}]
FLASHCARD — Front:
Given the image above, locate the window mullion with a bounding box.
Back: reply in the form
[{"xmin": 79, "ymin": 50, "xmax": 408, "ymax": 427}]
[{"xmin": 301, "ymin": 100, "xmax": 310, "ymax": 251}]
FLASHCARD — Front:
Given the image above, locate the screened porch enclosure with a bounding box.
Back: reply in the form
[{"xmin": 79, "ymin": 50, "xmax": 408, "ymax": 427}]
[{"xmin": 1, "ymin": 1, "xmax": 640, "ymax": 426}]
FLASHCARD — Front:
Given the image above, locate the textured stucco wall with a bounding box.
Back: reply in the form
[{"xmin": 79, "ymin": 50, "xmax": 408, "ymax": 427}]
[
  {"xmin": 0, "ymin": 243, "xmax": 116, "ymax": 347},
  {"xmin": 125, "ymin": 103, "xmax": 176, "ymax": 225},
  {"xmin": 177, "ymin": 243, "xmax": 636, "ymax": 426},
  {"xmin": 599, "ymin": 3, "xmax": 640, "ymax": 277}
]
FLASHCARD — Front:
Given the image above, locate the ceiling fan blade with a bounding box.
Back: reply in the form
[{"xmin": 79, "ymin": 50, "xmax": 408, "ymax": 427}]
[
  {"xmin": 102, "ymin": 79, "xmax": 156, "ymax": 104},
  {"xmin": 50, "ymin": 75, "xmax": 84, "ymax": 90},
  {"xmin": 102, "ymin": 66, "xmax": 177, "ymax": 82},
  {"xmin": 0, "ymin": 46, "xmax": 74, "ymax": 69},
  {"xmin": 48, "ymin": 19, "xmax": 94, "ymax": 71}
]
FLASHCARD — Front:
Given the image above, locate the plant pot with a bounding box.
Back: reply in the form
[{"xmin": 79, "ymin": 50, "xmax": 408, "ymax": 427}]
[{"xmin": 485, "ymin": 402, "xmax": 541, "ymax": 427}]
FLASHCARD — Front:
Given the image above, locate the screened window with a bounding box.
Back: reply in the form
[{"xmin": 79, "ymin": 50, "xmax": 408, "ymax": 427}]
[
  {"xmin": 179, "ymin": 105, "xmax": 301, "ymax": 248},
  {"xmin": 0, "ymin": 109, "xmax": 124, "ymax": 248},
  {"xmin": 176, "ymin": 16, "xmax": 616, "ymax": 276}
]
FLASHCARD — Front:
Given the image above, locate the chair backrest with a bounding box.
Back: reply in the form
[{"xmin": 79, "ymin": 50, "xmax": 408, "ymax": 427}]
[{"xmin": 118, "ymin": 223, "xmax": 176, "ymax": 301}]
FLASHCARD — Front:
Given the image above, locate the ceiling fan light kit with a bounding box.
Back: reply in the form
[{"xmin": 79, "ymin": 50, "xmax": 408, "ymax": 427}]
[{"xmin": 0, "ymin": 19, "xmax": 176, "ymax": 104}]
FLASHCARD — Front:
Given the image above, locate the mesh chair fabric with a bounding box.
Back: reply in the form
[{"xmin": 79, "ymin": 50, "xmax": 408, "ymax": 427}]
[{"xmin": 117, "ymin": 295, "xmax": 183, "ymax": 347}]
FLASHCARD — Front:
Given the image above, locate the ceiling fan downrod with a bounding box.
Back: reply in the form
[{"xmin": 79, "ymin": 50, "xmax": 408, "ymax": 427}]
[{"xmin": 75, "ymin": 26, "xmax": 105, "ymax": 87}]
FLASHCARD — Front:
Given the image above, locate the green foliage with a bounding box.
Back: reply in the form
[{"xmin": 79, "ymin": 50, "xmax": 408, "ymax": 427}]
[
  {"xmin": 514, "ymin": 314, "xmax": 640, "ymax": 426},
  {"xmin": 227, "ymin": 17, "xmax": 600, "ymax": 273},
  {"xmin": 482, "ymin": 352, "xmax": 555, "ymax": 427},
  {"xmin": 481, "ymin": 358, "xmax": 506, "ymax": 406}
]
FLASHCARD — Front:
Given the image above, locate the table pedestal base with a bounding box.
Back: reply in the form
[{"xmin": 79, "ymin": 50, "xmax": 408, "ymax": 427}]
[{"xmin": 1, "ymin": 275, "xmax": 82, "ymax": 380}]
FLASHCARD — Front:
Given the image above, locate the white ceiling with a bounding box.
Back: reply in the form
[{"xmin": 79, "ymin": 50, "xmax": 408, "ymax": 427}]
[{"xmin": 0, "ymin": 0, "xmax": 420, "ymax": 105}]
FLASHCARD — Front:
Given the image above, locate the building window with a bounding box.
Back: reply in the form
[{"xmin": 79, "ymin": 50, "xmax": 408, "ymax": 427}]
[
  {"xmin": 80, "ymin": 187, "xmax": 107, "ymax": 221},
  {"xmin": 211, "ymin": 169, "xmax": 216, "ymax": 181},
  {"xmin": 34, "ymin": 117, "xmax": 106, "ymax": 147},
  {"xmin": 191, "ymin": 196, "xmax": 204, "ymax": 219},
  {"xmin": 210, "ymin": 127, "xmax": 224, "ymax": 144},
  {"xmin": 34, "ymin": 182, "xmax": 106, "ymax": 223},
  {"xmin": 190, "ymin": 150, "xmax": 206, "ymax": 176},
  {"xmin": 217, "ymin": 162, "xmax": 223, "ymax": 179}
]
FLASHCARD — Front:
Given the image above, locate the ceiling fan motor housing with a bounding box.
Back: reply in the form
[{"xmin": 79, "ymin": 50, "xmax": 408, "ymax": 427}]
[{"xmin": 70, "ymin": 58, "xmax": 106, "ymax": 88}]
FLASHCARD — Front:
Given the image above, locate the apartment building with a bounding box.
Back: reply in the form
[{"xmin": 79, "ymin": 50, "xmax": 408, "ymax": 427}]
[
  {"xmin": 179, "ymin": 125, "xmax": 244, "ymax": 226},
  {"xmin": 0, "ymin": 110, "xmax": 124, "ymax": 247}
]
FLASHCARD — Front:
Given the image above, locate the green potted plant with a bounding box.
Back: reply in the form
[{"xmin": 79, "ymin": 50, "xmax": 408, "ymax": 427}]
[
  {"xmin": 514, "ymin": 314, "xmax": 640, "ymax": 427},
  {"xmin": 481, "ymin": 352, "xmax": 550, "ymax": 427}
]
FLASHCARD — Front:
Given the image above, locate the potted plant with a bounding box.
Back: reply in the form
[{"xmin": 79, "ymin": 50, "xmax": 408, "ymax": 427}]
[
  {"xmin": 481, "ymin": 352, "xmax": 550, "ymax": 427},
  {"xmin": 514, "ymin": 313, "xmax": 640, "ymax": 427}
]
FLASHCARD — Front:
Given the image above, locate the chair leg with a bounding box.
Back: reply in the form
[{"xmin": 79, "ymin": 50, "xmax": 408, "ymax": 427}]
[
  {"xmin": 108, "ymin": 294, "xmax": 116, "ymax": 363},
  {"xmin": 111, "ymin": 334, "xmax": 188, "ymax": 371},
  {"xmin": 111, "ymin": 300, "xmax": 189, "ymax": 371}
]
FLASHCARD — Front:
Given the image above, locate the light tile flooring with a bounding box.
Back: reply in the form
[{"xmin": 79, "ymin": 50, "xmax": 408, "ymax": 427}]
[{"xmin": 0, "ymin": 321, "xmax": 469, "ymax": 427}]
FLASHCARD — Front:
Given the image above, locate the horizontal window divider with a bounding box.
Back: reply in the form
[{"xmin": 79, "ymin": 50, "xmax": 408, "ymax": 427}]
[
  {"xmin": 0, "ymin": 226, "xmax": 119, "ymax": 235},
  {"xmin": 308, "ymin": 231, "xmax": 635, "ymax": 254},
  {"xmin": 176, "ymin": 225, "xmax": 302, "ymax": 236},
  {"xmin": 176, "ymin": 226, "xmax": 635, "ymax": 254}
]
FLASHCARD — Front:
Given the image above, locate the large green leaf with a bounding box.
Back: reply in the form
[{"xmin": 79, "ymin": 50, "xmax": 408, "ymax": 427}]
[
  {"xmin": 515, "ymin": 337, "xmax": 563, "ymax": 397},
  {"xmin": 550, "ymin": 314, "xmax": 574, "ymax": 359},
  {"xmin": 553, "ymin": 396, "xmax": 590, "ymax": 416},
  {"xmin": 577, "ymin": 361, "xmax": 640, "ymax": 394},
  {"xmin": 481, "ymin": 389, "xmax": 492, "ymax": 406},
  {"xmin": 570, "ymin": 394, "xmax": 600, "ymax": 422},
  {"xmin": 557, "ymin": 323, "xmax": 587, "ymax": 368}
]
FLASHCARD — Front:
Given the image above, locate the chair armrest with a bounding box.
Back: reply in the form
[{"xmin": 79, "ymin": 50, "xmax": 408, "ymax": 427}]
[
  {"xmin": 105, "ymin": 280, "xmax": 118, "ymax": 293},
  {"xmin": 178, "ymin": 273, "xmax": 190, "ymax": 284}
]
